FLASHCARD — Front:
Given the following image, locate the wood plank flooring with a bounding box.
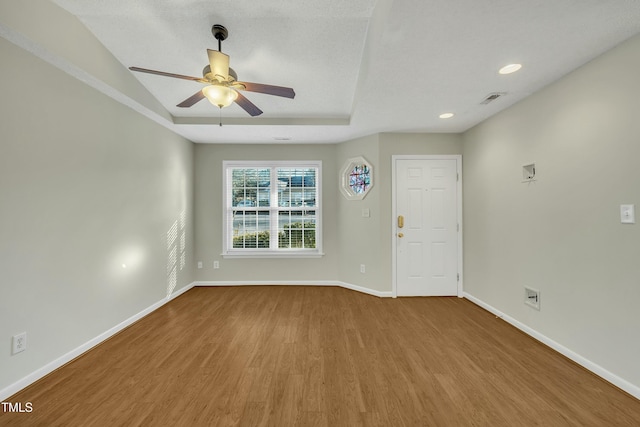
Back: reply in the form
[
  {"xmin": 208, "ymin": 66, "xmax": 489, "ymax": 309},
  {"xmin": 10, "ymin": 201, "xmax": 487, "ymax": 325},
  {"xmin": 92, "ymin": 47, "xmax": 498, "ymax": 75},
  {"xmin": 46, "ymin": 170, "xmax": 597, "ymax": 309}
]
[{"xmin": 2, "ymin": 286, "xmax": 639, "ymax": 426}]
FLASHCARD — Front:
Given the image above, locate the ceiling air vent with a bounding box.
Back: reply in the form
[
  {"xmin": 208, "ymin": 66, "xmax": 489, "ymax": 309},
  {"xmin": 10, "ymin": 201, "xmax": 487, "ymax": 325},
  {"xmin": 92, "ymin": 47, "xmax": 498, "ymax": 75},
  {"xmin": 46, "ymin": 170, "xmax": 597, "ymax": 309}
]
[{"xmin": 480, "ymin": 92, "xmax": 506, "ymax": 105}]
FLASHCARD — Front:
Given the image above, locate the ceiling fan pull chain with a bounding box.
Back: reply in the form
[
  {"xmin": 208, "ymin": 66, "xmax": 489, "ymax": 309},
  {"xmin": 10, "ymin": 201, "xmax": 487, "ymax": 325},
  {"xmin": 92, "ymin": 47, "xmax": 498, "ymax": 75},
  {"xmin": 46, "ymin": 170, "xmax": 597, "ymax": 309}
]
[{"xmin": 219, "ymin": 107, "xmax": 223, "ymax": 127}]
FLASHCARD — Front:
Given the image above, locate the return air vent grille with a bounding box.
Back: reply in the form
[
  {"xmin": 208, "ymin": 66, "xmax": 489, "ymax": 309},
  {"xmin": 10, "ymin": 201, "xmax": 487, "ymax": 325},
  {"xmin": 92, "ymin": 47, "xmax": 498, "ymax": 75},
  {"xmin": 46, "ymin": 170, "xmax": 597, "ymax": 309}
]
[{"xmin": 480, "ymin": 92, "xmax": 506, "ymax": 105}]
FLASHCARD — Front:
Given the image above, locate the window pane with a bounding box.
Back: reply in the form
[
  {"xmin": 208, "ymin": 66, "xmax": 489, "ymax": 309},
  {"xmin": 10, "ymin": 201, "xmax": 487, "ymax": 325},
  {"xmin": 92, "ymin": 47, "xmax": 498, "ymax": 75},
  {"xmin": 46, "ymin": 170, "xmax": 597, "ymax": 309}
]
[
  {"xmin": 278, "ymin": 210, "xmax": 316, "ymax": 249},
  {"xmin": 232, "ymin": 210, "xmax": 270, "ymax": 248},
  {"xmin": 231, "ymin": 168, "xmax": 269, "ymax": 207},
  {"xmin": 234, "ymin": 231, "xmax": 270, "ymax": 248},
  {"xmin": 303, "ymin": 189, "xmax": 316, "ymax": 207},
  {"xmin": 279, "ymin": 195, "xmax": 289, "ymax": 207},
  {"xmin": 277, "ymin": 168, "xmax": 316, "ymax": 209},
  {"xmin": 256, "ymin": 188, "xmax": 270, "ymax": 207},
  {"xmin": 349, "ymin": 164, "xmax": 370, "ymax": 194}
]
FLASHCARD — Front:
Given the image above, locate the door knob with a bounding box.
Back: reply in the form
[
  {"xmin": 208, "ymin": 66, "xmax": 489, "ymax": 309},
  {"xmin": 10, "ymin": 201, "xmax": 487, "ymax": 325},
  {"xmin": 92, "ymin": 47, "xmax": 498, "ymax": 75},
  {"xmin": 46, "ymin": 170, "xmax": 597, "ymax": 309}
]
[{"xmin": 397, "ymin": 233, "xmax": 404, "ymax": 238}]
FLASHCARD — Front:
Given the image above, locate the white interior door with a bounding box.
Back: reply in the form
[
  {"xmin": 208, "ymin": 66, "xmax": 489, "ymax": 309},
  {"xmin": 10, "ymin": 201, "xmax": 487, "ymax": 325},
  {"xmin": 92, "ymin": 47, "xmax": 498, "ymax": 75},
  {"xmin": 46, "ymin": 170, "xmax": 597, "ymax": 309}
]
[{"xmin": 394, "ymin": 157, "xmax": 460, "ymax": 296}]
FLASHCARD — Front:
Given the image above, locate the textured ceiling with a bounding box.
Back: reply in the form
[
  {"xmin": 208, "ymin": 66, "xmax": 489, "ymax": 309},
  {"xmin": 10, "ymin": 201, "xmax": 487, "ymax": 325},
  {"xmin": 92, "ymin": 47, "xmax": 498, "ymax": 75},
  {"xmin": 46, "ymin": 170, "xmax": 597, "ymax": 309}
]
[{"xmin": 36, "ymin": 1, "xmax": 640, "ymax": 142}]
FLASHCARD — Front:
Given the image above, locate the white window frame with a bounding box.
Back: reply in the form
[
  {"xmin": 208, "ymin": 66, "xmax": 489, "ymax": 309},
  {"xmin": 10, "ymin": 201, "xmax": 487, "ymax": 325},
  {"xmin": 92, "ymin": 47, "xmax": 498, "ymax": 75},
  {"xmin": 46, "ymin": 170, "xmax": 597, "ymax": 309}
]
[
  {"xmin": 340, "ymin": 156, "xmax": 373, "ymax": 200},
  {"xmin": 222, "ymin": 160, "xmax": 323, "ymax": 258}
]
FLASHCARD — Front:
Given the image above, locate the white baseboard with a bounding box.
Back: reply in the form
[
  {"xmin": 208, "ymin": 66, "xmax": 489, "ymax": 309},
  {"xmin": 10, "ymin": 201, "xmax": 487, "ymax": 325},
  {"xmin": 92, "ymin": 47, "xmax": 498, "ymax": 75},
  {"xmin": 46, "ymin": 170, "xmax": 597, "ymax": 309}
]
[
  {"xmin": 334, "ymin": 281, "xmax": 393, "ymax": 298},
  {"xmin": 194, "ymin": 280, "xmax": 336, "ymax": 287},
  {"xmin": 463, "ymin": 292, "xmax": 640, "ymax": 400},
  {"xmin": 194, "ymin": 280, "xmax": 393, "ymax": 298},
  {"xmin": 1, "ymin": 280, "xmax": 390, "ymax": 401},
  {"xmin": 0, "ymin": 282, "xmax": 195, "ymax": 402}
]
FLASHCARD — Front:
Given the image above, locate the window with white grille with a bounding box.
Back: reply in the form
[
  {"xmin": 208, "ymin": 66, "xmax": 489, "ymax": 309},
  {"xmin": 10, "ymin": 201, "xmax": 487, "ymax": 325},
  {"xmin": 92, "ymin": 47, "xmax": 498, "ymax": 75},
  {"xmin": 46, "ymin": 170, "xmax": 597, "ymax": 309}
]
[{"xmin": 222, "ymin": 161, "xmax": 322, "ymax": 258}]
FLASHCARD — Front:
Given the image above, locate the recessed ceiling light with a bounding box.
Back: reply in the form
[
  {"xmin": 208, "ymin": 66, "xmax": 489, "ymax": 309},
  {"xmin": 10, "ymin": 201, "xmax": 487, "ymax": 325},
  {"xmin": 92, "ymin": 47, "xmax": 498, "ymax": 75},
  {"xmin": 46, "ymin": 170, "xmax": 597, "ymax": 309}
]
[
  {"xmin": 439, "ymin": 113, "xmax": 454, "ymax": 119},
  {"xmin": 499, "ymin": 63, "xmax": 522, "ymax": 75}
]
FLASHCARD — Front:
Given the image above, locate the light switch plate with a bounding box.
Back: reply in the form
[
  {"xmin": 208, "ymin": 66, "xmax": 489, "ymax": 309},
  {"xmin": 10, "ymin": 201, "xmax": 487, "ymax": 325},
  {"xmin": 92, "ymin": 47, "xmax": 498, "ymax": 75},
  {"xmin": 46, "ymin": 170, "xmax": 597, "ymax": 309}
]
[
  {"xmin": 620, "ymin": 204, "xmax": 635, "ymax": 224},
  {"xmin": 362, "ymin": 208, "xmax": 370, "ymax": 218}
]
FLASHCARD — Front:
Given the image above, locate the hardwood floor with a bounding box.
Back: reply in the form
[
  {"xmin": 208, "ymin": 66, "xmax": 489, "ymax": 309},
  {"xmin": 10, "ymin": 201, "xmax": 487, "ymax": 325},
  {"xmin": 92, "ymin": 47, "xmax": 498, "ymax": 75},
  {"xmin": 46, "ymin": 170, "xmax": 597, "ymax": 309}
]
[{"xmin": 2, "ymin": 286, "xmax": 639, "ymax": 426}]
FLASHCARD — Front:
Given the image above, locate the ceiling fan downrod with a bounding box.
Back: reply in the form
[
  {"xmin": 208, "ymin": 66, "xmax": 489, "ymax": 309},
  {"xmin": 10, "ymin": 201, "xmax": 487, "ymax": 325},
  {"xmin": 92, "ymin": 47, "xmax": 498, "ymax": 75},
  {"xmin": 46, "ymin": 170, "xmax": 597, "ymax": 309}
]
[{"xmin": 212, "ymin": 24, "xmax": 228, "ymax": 52}]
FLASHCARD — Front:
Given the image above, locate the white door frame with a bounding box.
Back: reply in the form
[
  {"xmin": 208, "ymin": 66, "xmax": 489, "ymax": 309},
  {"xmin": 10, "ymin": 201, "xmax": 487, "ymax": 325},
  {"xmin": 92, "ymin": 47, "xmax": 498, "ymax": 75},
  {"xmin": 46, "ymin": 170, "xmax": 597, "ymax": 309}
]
[{"xmin": 391, "ymin": 155, "xmax": 463, "ymax": 298}]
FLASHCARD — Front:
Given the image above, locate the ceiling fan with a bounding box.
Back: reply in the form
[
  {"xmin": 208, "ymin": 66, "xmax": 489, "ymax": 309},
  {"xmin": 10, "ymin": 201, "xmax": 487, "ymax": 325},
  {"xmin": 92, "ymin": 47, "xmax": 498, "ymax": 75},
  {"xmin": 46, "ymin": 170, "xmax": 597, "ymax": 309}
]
[{"xmin": 129, "ymin": 24, "xmax": 295, "ymax": 118}]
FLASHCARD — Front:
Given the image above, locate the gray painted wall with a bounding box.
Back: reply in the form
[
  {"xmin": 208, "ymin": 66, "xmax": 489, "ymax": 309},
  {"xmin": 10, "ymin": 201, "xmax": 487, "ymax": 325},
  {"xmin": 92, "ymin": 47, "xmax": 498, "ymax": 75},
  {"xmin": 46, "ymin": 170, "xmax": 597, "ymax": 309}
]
[
  {"xmin": 0, "ymin": 36, "xmax": 194, "ymax": 392},
  {"xmin": 193, "ymin": 134, "xmax": 462, "ymax": 293},
  {"xmin": 193, "ymin": 144, "xmax": 339, "ymax": 282},
  {"xmin": 336, "ymin": 134, "xmax": 382, "ymax": 289},
  {"xmin": 463, "ymin": 33, "xmax": 640, "ymax": 388},
  {"xmin": 190, "ymin": 134, "xmax": 462, "ymax": 292}
]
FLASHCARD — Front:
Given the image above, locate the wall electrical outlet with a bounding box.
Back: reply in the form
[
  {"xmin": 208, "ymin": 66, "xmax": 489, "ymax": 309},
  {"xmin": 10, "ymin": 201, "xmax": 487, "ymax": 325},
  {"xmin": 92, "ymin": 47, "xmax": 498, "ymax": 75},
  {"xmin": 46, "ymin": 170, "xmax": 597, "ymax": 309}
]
[
  {"xmin": 213, "ymin": 260, "xmax": 220, "ymax": 269},
  {"xmin": 12, "ymin": 332, "xmax": 27, "ymax": 355},
  {"xmin": 360, "ymin": 264, "xmax": 366, "ymax": 274},
  {"xmin": 620, "ymin": 204, "xmax": 635, "ymax": 224},
  {"xmin": 197, "ymin": 261, "xmax": 203, "ymax": 269}
]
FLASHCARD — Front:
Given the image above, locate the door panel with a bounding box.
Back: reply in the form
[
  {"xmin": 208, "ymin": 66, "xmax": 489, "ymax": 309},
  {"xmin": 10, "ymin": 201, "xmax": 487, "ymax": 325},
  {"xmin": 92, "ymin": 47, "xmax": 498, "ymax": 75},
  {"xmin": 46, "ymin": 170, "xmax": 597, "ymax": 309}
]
[
  {"xmin": 408, "ymin": 242, "xmax": 423, "ymax": 278},
  {"xmin": 408, "ymin": 189, "xmax": 423, "ymax": 229},
  {"xmin": 396, "ymin": 158, "xmax": 458, "ymax": 296},
  {"xmin": 432, "ymin": 242, "xmax": 445, "ymax": 277}
]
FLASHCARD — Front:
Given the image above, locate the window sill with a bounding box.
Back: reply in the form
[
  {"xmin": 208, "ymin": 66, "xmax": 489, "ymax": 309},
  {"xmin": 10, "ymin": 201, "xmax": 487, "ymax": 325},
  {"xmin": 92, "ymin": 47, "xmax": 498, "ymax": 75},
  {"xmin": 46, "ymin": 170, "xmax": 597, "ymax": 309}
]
[{"xmin": 222, "ymin": 252, "xmax": 325, "ymax": 259}]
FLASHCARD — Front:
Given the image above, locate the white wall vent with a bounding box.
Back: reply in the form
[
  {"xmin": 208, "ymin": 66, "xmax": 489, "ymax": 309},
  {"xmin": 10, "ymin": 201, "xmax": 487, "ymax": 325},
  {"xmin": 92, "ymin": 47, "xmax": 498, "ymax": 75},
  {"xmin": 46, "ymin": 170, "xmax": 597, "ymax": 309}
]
[
  {"xmin": 524, "ymin": 287, "xmax": 540, "ymax": 310},
  {"xmin": 480, "ymin": 92, "xmax": 506, "ymax": 105}
]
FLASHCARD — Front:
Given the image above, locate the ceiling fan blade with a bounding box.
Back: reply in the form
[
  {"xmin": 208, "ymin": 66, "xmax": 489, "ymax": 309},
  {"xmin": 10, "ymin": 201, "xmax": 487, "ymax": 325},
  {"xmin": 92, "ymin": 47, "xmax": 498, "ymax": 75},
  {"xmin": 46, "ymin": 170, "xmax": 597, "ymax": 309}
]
[
  {"xmin": 129, "ymin": 66, "xmax": 204, "ymax": 82},
  {"xmin": 238, "ymin": 82, "xmax": 295, "ymax": 99},
  {"xmin": 207, "ymin": 49, "xmax": 230, "ymax": 81},
  {"xmin": 176, "ymin": 90, "xmax": 206, "ymax": 108},
  {"xmin": 234, "ymin": 92, "xmax": 263, "ymax": 117}
]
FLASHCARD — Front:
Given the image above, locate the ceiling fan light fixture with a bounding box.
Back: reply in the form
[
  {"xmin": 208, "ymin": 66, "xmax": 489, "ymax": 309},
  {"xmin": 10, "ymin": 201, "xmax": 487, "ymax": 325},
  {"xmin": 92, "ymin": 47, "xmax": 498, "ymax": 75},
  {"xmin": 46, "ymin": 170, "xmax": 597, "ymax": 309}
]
[{"xmin": 202, "ymin": 85, "xmax": 238, "ymax": 108}]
